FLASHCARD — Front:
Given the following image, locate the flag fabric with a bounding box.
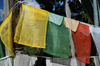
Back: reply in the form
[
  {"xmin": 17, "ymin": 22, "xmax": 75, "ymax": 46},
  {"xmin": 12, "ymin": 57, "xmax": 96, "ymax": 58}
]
[
  {"xmin": 49, "ymin": 12, "xmax": 63, "ymax": 25},
  {"xmin": 72, "ymin": 23, "xmax": 91, "ymax": 64},
  {"xmin": 64, "ymin": 17, "xmax": 79, "ymax": 32},
  {"xmin": 0, "ymin": 11, "xmax": 14, "ymax": 56},
  {"xmin": 43, "ymin": 18, "xmax": 71, "ymax": 58},
  {"xmin": 14, "ymin": 54, "xmax": 31, "ymax": 66},
  {"xmin": 14, "ymin": 4, "xmax": 49, "ymax": 48},
  {"xmin": 0, "ymin": 56, "xmax": 13, "ymax": 66},
  {"xmin": 89, "ymin": 26, "xmax": 100, "ymax": 60}
]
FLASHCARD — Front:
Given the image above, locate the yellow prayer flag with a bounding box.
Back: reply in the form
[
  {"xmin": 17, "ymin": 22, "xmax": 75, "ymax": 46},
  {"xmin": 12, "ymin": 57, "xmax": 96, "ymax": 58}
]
[
  {"xmin": 14, "ymin": 4, "xmax": 49, "ymax": 48},
  {"xmin": 0, "ymin": 11, "xmax": 14, "ymax": 56}
]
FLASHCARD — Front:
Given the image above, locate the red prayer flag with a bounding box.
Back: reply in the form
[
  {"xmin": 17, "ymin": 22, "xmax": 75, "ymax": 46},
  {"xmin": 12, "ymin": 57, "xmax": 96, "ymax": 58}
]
[{"xmin": 72, "ymin": 23, "xmax": 91, "ymax": 64}]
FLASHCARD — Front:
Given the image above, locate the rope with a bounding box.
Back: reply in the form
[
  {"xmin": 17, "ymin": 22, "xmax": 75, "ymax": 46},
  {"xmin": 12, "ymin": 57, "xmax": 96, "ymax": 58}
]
[
  {"xmin": 0, "ymin": 56, "xmax": 12, "ymax": 61},
  {"xmin": 10, "ymin": 1, "xmax": 32, "ymax": 11},
  {"xmin": 16, "ymin": 54, "xmax": 99, "ymax": 59}
]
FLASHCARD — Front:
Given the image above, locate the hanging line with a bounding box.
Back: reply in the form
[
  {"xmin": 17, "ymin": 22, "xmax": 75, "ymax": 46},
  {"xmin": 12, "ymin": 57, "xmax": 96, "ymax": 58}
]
[
  {"xmin": 0, "ymin": 56, "xmax": 13, "ymax": 61},
  {"xmin": 15, "ymin": 54, "xmax": 99, "ymax": 61},
  {"xmin": 10, "ymin": 1, "xmax": 21, "ymax": 12}
]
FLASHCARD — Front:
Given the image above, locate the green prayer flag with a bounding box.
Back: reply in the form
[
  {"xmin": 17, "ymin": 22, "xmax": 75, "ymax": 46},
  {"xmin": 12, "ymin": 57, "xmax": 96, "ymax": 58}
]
[
  {"xmin": 43, "ymin": 18, "xmax": 71, "ymax": 58},
  {"xmin": 0, "ymin": 39, "xmax": 4, "ymax": 58}
]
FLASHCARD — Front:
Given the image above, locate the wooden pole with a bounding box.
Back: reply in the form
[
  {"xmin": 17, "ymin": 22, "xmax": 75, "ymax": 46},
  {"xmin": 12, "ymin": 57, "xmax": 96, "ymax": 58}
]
[{"xmin": 9, "ymin": 0, "xmax": 23, "ymax": 55}]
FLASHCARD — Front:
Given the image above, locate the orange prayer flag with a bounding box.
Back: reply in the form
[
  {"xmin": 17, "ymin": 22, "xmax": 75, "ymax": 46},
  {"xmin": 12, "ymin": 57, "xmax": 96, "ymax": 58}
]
[{"xmin": 72, "ymin": 23, "xmax": 91, "ymax": 64}]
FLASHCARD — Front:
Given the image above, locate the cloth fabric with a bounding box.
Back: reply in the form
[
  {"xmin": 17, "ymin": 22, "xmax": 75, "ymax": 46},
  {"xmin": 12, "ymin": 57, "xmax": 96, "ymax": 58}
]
[
  {"xmin": 46, "ymin": 58, "xmax": 53, "ymax": 66},
  {"xmin": 0, "ymin": 56, "xmax": 13, "ymax": 66},
  {"xmin": 0, "ymin": 39, "xmax": 4, "ymax": 58},
  {"xmin": 70, "ymin": 32, "xmax": 76, "ymax": 57},
  {"xmin": 51, "ymin": 58, "xmax": 86, "ymax": 66},
  {"xmin": 89, "ymin": 26, "xmax": 100, "ymax": 59},
  {"xmin": 64, "ymin": 17, "xmax": 79, "ymax": 32},
  {"xmin": 47, "ymin": 57, "xmax": 86, "ymax": 66},
  {"xmin": 49, "ymin": 12, "xmax": 63, "ymax": 25},
  {"xmin": 14, "ymin": 54, "xmax": 31, "ymax": 66},
  {"xmin": 65, "ymin": 1, "xmax": 71, "ymax": 18},
  {"xmin": 43, "ymin": 18, "xmax": 71, "ymax": 58},
  {"xmin": 46, "ymin": 58, "xmax": 67, "ymax": 66},
  {"xmin": 70, "ymin": 58, "xmax": 78, "ymax": 66},
  {"xmin": 5, "ymin": 57, "xmax": 13, "ymax": 66},
  {"xmin": 0, "ymin": 59, "xmax": 6, "ymax": 66},
  {"xmin": 65, "ymin": 1, "xmax": 76, "ymax": 59},
  {"xmin": 65, "ymin": 2, "xmax": 76, "ymax": 58},
  {"xmin": 52, "ymin": 63, "xmax": 67, "ymax": 66},
  {"xmin": 71, "ymin": 58, "xmax": 86, "ymax": 66},
  {"xmin": 78, "ymin": 23, "xmax": 90, "ymax": 36},
  {"xmin": 0, "ymin": 11, "xmax": 14, "ymax": 56},
  {"xmin": 29, "ymin": 57, "xmax": 37, "ymax": 66},
  {"xmin": 51, "ymin": 57, "xmax": 71, "ymax": 66},
  {"xmin": 77, "ymin": 59, "xmax": 86, "ymax": 66},
  {"xmin": 72, "ymin": 23, "xmax": 91, "ymax": 64},
  {"xmin": 14, "ymin": 4, "xmax": 49, "ymax": 48}
]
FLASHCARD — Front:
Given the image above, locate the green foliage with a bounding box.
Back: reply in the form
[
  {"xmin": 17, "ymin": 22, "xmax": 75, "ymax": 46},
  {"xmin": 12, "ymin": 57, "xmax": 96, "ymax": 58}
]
[
  {"xmin": 36, "ymin": 0, "xmax": 65, "ymax": 16},
  {"xmin": 24, "ymin": 46, "xmax": 41, "ymax": 56},
  {"xmin": 86, "ymin": 58, "xmax": 95, "ymax": 66},
  {"xmin": 68, "ymin": 0, "xmax": 93, "ymax": 24},
  {"xmin": 36, "ymin": 0, "xmax": 93, "ymax": 24}
]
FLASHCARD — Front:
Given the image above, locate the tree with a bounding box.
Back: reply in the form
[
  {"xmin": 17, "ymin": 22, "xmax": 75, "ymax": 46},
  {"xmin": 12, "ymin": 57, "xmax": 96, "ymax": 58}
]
[
  {"xmin": 36, "ymin": 0, "xmax": 93, "ymax": 24},
  {"xmin": 36, "ymin": 0, "xmax": 66, "ymax": 16}
]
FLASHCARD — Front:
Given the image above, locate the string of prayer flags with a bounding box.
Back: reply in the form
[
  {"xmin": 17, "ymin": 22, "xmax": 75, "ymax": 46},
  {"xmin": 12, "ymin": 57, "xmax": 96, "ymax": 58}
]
[
  {"xmin": 46, "ymin": 58, "xmax": 67, "ymax": 66},
  {"xmin": 51, "ymin": 57, "xmax": 71, "ymax": 66},
  {"xmin": 0, "ymin": 11, "xmax": 14, "ymax": 56},
  {"xmin": 14, "ymin": 54, "xmax": 31, "ymax": 66},
  {"xmin": 49, "ymin": 12, "xmax": 63, "ymax": 25},
  {"xmin": 70, "ymin": 58, "xmax": 78, "ymax": 66},
  {"xmin": 0, "ymin": 56, "xmax": 13, "ymax": 66},
  {"xmin": 64, "ymin": 17, "xmax": 79, "ymax": 32},
  {"xmin": 72, "ymin": 23, "xmax": 91, "ymax": 64},
  {"xmin": 46, "ymin": 58, "xmax": 53, "ymax": 66},
  {"xmin": 89, "ymin": 26, "xmax": 100, "ymax": 59},
  {"xmin": 14, "ymin": 4, "xmax": 49, "ymax": 48},
  {"xmin": 43, "ymin": 18, "xmax": 71, "ymax": 58},
  {"xmin": 29, "ymin": 57, "xmax": 37, "ymax": 66}
]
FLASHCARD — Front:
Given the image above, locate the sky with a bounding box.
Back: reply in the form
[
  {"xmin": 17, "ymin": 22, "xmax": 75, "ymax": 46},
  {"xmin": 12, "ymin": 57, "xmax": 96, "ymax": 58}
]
[
  {"xmin": 24, "ymin": 0, "xmax": 40, "ymax": 8},
  {"xmin": 0, "ymin": 0, "xmax": 3, "ymax": 21}
]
